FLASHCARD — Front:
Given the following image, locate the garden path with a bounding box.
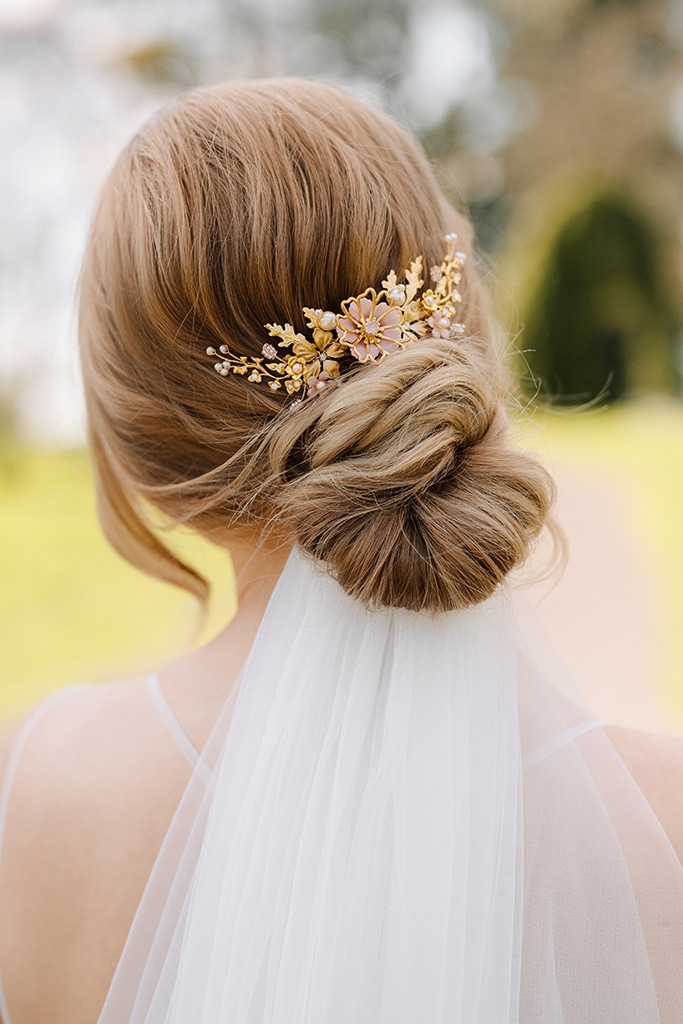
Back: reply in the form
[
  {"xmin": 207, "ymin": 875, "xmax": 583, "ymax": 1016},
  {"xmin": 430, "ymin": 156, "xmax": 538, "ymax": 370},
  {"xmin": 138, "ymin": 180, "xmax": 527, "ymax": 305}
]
[{"xmin": 524, "ymin": 465, "xmax": 683, "ymax": 737}]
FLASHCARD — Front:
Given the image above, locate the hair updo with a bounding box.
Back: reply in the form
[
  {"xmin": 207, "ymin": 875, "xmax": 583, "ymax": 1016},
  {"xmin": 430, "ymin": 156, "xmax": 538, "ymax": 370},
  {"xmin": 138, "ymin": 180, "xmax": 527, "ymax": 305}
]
[{"xmin": 79, "ymin": 78, "xmax": 554, "ymax": 612}]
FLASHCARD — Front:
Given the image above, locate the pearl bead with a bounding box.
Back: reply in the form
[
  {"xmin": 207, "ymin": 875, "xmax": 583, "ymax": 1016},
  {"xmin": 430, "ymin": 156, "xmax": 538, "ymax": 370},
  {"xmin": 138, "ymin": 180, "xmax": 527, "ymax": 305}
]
[
  {"xmin": 318, "ymin": 311, "xmax": 336, "ymax": 330},
  {"xmin": 292, "ymin": 361, "xmax": 303, "ymax": 374},
  {"xmin": 219, "ymin": 345, "xmax": 228, "ymax": 354},
  {"xmin": 316, "ymin": 380, "xmax": 327, "ymax": 391},
  {"xmin": 387, "ymin": 285, "xmax": 406, "ymax": 302},
  {"xmin": 206, "ymin": 346, "xmax": 216, "ymax": 355}
]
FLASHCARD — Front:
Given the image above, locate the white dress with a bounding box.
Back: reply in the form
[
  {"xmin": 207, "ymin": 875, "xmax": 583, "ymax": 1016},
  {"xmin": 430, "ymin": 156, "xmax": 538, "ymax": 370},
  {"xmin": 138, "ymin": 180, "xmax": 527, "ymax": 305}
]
[{"xmin": 3, "ymin": 548, "xmax": 683, "ymax": 1022}]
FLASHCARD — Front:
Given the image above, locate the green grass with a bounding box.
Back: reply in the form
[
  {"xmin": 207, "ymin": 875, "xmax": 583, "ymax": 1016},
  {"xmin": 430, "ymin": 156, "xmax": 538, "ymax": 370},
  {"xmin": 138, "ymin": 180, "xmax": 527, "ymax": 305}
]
[
  {"xmin": 0, "ymin": 399, "xmax": 682, "ymax": 721},
  {"xmin": 0, "ymin": 445, "xmax": 235, "ymax": 719}
]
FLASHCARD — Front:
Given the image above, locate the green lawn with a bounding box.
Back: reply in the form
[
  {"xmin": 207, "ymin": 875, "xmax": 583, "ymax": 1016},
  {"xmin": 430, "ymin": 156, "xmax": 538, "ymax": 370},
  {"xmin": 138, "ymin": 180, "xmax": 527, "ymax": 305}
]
[
  {"xmin": 0, "ymin": 446, "xmax": 235, "ymax": 720},
  {"xmin": 1, "ymin": 399, "xmax": 682, "ymax": 721}
]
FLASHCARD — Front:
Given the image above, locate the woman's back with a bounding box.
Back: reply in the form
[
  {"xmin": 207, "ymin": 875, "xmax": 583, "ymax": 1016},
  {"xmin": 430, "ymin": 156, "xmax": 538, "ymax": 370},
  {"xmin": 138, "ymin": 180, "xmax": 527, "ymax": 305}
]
[{"xmin": 2, "ymin": 561, "xmax": 683, "ymax": 1024}]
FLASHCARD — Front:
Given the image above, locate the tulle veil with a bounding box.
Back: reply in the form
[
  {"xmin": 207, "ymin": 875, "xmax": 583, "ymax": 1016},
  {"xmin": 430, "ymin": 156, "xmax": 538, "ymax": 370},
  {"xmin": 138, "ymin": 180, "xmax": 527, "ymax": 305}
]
[{"xmin": 98, "ymin": 547, "xmax": 683, "ymax": 1023}]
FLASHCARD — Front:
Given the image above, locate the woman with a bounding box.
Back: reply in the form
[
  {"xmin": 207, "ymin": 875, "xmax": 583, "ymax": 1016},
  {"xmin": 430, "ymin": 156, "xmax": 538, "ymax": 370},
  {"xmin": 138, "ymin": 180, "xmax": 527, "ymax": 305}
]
[{"xmin": 1, "ymin": 79, "xmax": 682, "ymax": 1024}]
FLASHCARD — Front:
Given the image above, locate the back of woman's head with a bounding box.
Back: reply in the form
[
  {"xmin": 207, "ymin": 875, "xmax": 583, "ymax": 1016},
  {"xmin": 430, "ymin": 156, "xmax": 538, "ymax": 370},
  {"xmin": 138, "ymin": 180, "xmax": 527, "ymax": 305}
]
[{"xmin": 79, "ymin": 78, "xmax": 554, "ymax": 612}]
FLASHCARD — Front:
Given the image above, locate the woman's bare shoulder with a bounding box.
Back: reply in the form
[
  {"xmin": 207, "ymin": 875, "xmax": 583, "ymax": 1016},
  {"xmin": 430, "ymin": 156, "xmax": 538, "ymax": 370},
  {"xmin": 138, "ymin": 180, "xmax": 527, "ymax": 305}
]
[
  {"xmin": 0, "ymin": 679, "xmax": 192, "ymax": 1024},
  {"xmin": 605, "ymin": 723, "xmax": 683, "ymax": 863},
  {"xmin": 0, "ymin": 679, "xmax": 190, "ymax": 813},
  {"xmin": 0, "ymin": 677, "xmax": 194, "ymax": 901}
]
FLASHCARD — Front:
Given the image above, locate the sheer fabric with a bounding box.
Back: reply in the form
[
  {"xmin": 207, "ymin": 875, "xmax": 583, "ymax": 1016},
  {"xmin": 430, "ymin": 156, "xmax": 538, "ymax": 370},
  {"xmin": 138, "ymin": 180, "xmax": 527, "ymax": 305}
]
[{"xmin": 89, "ymin": 548, "xmax": 683, "ymax": 1023}]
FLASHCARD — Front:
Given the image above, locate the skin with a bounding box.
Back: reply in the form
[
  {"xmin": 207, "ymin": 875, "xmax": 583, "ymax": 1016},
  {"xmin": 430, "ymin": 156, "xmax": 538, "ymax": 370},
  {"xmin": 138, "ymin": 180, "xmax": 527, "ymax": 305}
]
[{"xmin": 0, "ymin": 538, "xmax": 681, "ymax": 1024}]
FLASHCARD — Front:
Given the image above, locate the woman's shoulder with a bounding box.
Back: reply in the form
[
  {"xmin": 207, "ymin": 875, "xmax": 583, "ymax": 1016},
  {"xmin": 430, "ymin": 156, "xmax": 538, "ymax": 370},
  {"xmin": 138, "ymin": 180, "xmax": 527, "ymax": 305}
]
[
  {"xmin": 0, "ymin": 676, "xmax": 195, "ymax": 896},
  {"xmin": 0, "ymin": 677, "xmax": 189, "ymax": 809},
  {"xmin": 0, "ymin": 677, "xmax": 193, "ymax": 1024},
  {"xmin": 605, "ymin": 723, "xmax": 683, "ymax": 864}
]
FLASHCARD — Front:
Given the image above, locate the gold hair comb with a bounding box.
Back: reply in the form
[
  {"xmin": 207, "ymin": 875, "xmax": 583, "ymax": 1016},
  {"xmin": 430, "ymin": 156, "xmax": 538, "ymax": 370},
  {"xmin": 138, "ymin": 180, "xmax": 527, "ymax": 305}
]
[{"xmin": 206, "ymin": 233, "xmax": 466, "ymax": 409}]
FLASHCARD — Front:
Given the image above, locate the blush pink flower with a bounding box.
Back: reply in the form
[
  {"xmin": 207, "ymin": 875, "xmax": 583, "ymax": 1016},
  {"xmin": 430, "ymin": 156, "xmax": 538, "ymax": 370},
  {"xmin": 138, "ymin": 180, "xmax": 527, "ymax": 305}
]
[
  {"xmin": 427, "ymin": 310, "xmax": 453, "ymax": 339},
  {"xmin": 306, "ymin": 370, "xmax": 333, "ymax": 398},
  {"xmin": 337, "ymin": 293, "xmax": 403, "ymax": 362}
]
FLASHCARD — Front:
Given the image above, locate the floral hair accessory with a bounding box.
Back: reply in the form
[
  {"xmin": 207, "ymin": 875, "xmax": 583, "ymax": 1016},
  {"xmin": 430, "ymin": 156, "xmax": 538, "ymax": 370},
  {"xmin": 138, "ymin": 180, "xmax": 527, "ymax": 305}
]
[{"xmin": 205, "ymin": 234, "xmax": 466, "ymax": 409}]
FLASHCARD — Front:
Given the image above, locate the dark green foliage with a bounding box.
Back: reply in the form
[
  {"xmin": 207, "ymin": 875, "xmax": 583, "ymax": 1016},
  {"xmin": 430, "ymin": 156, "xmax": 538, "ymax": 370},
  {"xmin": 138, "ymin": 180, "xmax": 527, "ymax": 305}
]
[{"xmin": 520, "ymin": 187, "xmax": 680, "ymax": 404}]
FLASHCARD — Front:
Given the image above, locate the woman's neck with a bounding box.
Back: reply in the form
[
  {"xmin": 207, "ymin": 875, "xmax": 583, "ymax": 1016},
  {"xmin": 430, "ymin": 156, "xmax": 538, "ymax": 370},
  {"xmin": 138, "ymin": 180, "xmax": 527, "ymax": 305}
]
[
  {"xmin": 157, "ymin": 535, "xmax": 292, "ymax": 743},
  {"xmin": 229, "ymin": 534, "xmax": 293, "ymax": 608}
]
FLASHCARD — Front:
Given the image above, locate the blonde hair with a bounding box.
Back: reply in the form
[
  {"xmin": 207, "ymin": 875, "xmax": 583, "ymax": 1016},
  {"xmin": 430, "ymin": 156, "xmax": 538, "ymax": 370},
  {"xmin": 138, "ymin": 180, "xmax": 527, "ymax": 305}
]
[{"xmin": 79, "ymin": 78, "xmax": 554, "ymax": 612}]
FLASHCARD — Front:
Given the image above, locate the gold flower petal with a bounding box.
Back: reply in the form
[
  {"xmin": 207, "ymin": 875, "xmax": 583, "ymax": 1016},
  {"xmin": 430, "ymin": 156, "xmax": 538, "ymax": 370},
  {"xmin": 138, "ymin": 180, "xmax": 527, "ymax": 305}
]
[
  {"xmin": 292, "ymin": 339, "xmax": 319, "ymax": 360},
  {"xmin": 312, "ymin": 327, "xmax": 333, "ymax": 349},
  {"xmin": 322, "ymin": 359, "xmax": 341, "ymax": 377},
  {"xmin": 324, "ymin": 342, "xmax": 347, "ymax": 359}
]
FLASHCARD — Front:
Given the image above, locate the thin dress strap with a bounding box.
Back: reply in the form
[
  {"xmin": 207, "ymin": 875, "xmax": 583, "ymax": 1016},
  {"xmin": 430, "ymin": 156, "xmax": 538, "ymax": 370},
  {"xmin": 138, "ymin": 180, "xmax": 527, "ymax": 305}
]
[
  {"xmin": 522, "ymin": 717, "xmax": 606, "ymax": 773},
  {"xmin": 144, "ymin": 676, "xmax": 214, "ymax": 787},
  {"xmin": 0, "ymin": 684, "xmax": 94, "ymax": 1024}
]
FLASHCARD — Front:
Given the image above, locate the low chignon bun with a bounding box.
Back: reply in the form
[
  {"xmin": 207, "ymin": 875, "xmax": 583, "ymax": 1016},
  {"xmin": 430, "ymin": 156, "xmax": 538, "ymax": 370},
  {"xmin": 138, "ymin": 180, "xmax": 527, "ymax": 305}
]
[{"xmin": 269, "ymin": 338, "xmax": 554, "ymax": 613}]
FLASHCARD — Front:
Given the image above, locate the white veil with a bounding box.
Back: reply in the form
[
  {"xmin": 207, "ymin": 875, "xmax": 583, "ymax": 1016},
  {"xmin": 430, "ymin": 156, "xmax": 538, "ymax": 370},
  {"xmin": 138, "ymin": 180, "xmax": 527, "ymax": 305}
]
[{"xmin": 98, "ymin": 548, "xmax": 683, "ymax": 1023}]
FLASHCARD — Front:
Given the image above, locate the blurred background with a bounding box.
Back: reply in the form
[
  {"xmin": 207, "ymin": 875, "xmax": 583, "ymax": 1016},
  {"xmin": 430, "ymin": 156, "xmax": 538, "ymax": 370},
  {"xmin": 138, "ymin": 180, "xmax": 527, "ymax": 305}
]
[{"xmin": 2, "ymin": 0, "xmax": 683, "ymax": 732}]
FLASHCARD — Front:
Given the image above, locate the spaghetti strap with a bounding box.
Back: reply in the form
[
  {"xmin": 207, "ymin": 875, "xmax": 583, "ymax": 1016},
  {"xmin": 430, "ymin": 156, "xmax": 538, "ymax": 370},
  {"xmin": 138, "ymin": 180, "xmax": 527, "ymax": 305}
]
[
  {"xmin": 522, "ymin": 716, "xmax": 606, "ymax": 772},
  {"xmin": 144, "ymin": 677, "xmax": 214, "ymax": 786},
  {"xmin": 0, "ymin": 684, "xmax": 93, "ymax": 1024}
]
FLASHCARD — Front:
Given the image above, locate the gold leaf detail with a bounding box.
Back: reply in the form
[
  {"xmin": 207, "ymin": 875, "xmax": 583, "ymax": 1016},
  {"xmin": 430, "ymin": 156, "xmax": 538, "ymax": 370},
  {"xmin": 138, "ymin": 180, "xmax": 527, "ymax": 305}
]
[
  {"xmin": 404, "ymin": 256, "xmax": 423, "ymax": 304},
  {"xmin": 302, "ymin": 307, "xmax": 321, "ymax": 330},
  {"xmin": 265, "ymin": 322, "xmax": 308, "ymax": 348}
]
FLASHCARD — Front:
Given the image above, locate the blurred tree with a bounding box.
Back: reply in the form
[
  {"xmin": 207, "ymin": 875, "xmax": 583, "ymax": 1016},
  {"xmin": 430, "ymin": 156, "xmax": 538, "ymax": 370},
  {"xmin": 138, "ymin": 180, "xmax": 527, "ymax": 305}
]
[
  {"xmin": 0, "ymin": 372, "xmax": 26, "ymax": 440},
  {"xmin": 514, "ymin": 184, "xmax": 680, "ymax": 403},
  {"xmin": 124, "ymin": 40, "xmax": 198, "ymax": 88},
  {"xmin": 496, "ymin": 0, "xmax": 683, "ymax": 239}
]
